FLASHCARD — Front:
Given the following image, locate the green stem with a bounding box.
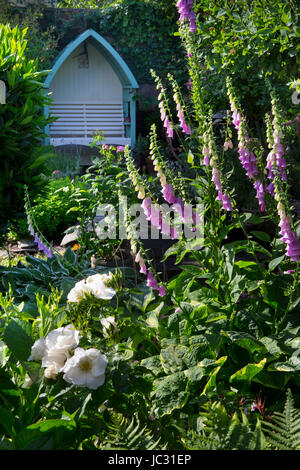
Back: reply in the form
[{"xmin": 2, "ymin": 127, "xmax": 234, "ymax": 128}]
[{"xmin": 277, "ymin": 263, "xmax": 300, "ymax": 333}]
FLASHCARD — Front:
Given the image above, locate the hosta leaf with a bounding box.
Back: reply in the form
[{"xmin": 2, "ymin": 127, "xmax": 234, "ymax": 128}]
[
  {"xmin": 183, "ymin": 365, "xmax": 206, "ymax": 383},
  {"xmin": 230, "ymin": 358, "xmax": 267, "ymax": 383},
  {"xmin": 140, "ymin": 355, "xmax": 162, "ymax": 376},
  {"xmin": 260, "ymin": 337, "xmax": 283, "ymax": 356},
  {"xmin": 160, "ymin": 344, "xmax": 188, "ymax": 374},
  {"xmin": 253, "ymin": 370, "xmax": 291, "ymax": 390},
  {"xmin": 223, "ymin": 331, "xmax": 265, "ymax": 354},
  {"xmin": 153, "ymin": 371, "xmax": 189, "ymax": 417},
  {"xmin": 201, "ymin": 356, "xmax": 227, "ymax": 394}
]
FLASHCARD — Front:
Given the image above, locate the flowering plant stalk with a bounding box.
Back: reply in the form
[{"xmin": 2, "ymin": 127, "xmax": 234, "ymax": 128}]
[
  {"xmin": 124, "ymin": 145, "xmax": 184, "ymax": 238},
  {"xmin": 125, "ymin": 203, "xmax": 166, "ymax": 297},
  {"xmin": 168, "ymin": 72, "xmax": 192, "ymax": 136},
  {"xmin": 24, "ymin": 185, "xmax": 54, "ymax": 259},
  {"xmin": 149, "ymin": 124, "xmax": 198, "ymax": 227},
  {"xmin": 201, "ymin": 113, "xmax": 234, "ymax": 212},
  {"xmin": 151, "ymin": 69, "xmax": 175, "ymax": 140},
  {"xmin": 176, "ymin": 0, "xmax": 197, "ymax": 34},
  {"xmin": 265, "ymin": 90, "xmax": 300, "ymax": 263},
  {"xmin": 226, "ymin": 77, "xmax": 266, "ymax": 213},
  {"xmin": 150, "ymin": 69, "xmax": 192, "ymax": 156}
]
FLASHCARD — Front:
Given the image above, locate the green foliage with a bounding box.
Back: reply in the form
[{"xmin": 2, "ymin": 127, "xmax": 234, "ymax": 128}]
[
  {"xmin": 101, "ymin": 412, "xmax": 163, "ymax": 450},
  {"xmin": 67, "ymin": 142, "xmax": 138, "ymax": 259},
  {"xmin": 0, "ymin": 2, "xmax": 60, "ymax": 70},
  {"xmin": 188, "ymin": 0, "xmax": 300, "ymax": 121},
  {"xmin": 46, "ymin": 149, "xmax": 82, "ymax": 178},
  {"xmin": 262, "ymin": 389, "xmax": 300, "ymax": 450},
  {"xmin": 0, "ymin": 24, "xmax": 54, "ymax": 224},
  {"xmin": 0, "ymin": 0, "xmax": 300, "ymax": 452},
  {"xmin": 181, "ymin": 401, "xmax": 266, "ymax": 450},
  {"xmin": 47, "ymin": 0, "xmax": 186, "ymax": 85},
  {"xmin": 28, "ymin": 176, "xmax": 89, "ymax": 240},
  {"xmin": 0, "ymin": 247, "xmax": 101, "ymax": 309}
]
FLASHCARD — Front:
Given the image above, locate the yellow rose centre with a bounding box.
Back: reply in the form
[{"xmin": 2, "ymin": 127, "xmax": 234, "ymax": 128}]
[{"xmin": 79, "ymin": 359, "xmax": 92, "ymax": 372}]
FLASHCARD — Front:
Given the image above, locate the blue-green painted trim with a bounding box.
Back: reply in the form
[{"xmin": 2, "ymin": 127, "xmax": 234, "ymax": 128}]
[
  {"xmin": 45, "ymin": 29, "xmax": 139, "ymax": 90},
  {"xmin": 130, "ymin": 97, "xmax": 136, "ymax": 148},
  {"xmin": 43, "ymin": 88, "xmax": 50, "ymax": 146}
]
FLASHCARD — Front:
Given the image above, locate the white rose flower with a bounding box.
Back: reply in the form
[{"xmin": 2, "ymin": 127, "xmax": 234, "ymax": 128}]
[
  {"xmin": 28, "ymin": 337, "xmax": 46, "ymax": 362},
  {"xmin": 86, "ymin": 273, "xmax": 116, "ymax": 300},
  {"xmin": 62, "ymin": 347, "xmax": 108, "ymax": 390},
  {"xmin": 67, "ymin": 273, "xmax": 116, "ymax": 302},
  {"xmin": 27, "ymin": 325, "xmax": 81, "ymax": 381},
  {"xmin": 45, "ymin": 324, "xmax": 81, "ymax": 352},
  {"xmin": 100, "ymin": 316, "xmax": 117, "ymax": 337},
  {"xmin": 42, "ymin": 324, "xmax": 81, "ymax": 374},
  {"xmin": 44, "ymin": 364, "xmax": 60, "ymax": 380},
  {"xmin": 67, "ymin": 279, "xmax": 92, "ymax": 303}
]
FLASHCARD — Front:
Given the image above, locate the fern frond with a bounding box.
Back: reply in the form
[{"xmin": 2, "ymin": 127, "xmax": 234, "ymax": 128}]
[
  {"xmin": 262, "ymin": 389, "xmax": 300, "ymax": 450},
  {"xmin": 101, "ymin": 413, "xmax": 166, "ymax": 450},
  {"xmin": 181, "ymin": 402, "xmax": 266, "ymax": 450}
]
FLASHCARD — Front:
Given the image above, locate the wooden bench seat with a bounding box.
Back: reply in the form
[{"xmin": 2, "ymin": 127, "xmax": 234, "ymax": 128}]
[{"xmin": 49, "ymin": 102, "xmax": 130, "ymax": 147}]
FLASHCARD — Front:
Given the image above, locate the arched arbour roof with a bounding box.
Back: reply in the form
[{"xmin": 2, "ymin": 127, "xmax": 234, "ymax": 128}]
[
  {"xmin": 45, "ymin": 29, "xmax": 139, "ymax": 89},
  {"xmin": 44, "ymin": 29, "xmax": 139, "ymax": 148}
]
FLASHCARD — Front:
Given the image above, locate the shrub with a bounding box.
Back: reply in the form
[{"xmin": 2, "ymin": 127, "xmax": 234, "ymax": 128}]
[
  {"xmin": 28, "ymin": 177, "xmax": 88, "ymax": 241},
  {"xmin": 0, "ymin": 24, "xmax": 55, "ymax": 224}
]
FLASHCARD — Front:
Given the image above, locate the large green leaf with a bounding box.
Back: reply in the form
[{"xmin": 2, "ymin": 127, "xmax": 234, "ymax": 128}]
[
  {"xmin": 153, "ymin": 371, "xmax": 189, "ymax": 417},
  {"xmin": 201, "ymin": 356, "xmax": 227, "ymax": 394},
  {"xmin": 14, "ymin": 418, "xmax": 77, "ymax": 450},
  {"xmin": 230, "ymin": 358, "xmax": 267, "ymax": 383},
  {"xmin": 160, "ymin": 344, "xmax": 188, "ymax": 374},
  {"xmin": 4, "ymin": 319, "xmax": 33, "ymax": 362},
  {"xmin": 223, "ymin": 331, "xmax": 265, "ymax": 354}
]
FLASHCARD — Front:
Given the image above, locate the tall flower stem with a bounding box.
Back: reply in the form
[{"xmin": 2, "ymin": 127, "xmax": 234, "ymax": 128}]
[
  {"xmin": 151, "ymin": 69, "xmax": 191, "ymax": 155},
  {"xmin": 277, "ymin": 264, "xmax": 300, "ymax": 333}
]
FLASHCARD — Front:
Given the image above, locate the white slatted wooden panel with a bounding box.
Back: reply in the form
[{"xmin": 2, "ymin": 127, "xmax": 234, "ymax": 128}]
[{"xmin": 49, "ymin": 103, "xmax": 125, "ymax": 139}]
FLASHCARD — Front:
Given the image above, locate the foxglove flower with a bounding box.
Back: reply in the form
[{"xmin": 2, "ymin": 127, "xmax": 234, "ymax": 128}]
[
  {"xmin": 164, "ymin": 117, "xmax": 173, "ymax": 138},
  {"xmin": 224, "ymin": 140, "xmax": 233, "ymax": 151},
  {"xmin": 140, "ymin": 263, "xmax": 147, "ymax": 275},
  {"xmin": 174, "ymin": 92, "xmax": 191, "ymax": 135},
  {"xmin": 279, "ymin": 214, "xmax": 300, "ymax": 262},
  {"xmin": 253, "ymin": 180, "xmax": 265, "ymax": 212},
  {"xmin": 158, "ymin": 285, "xmax": 166, "ymax": 297},
  {"xmin": 172, "ymin": 197, "xmax": 185, "ymax": 219},
  {"xmin": 203, "ymin": 125, "xmax": 233, "ymax": 212},
  {"xmin": 147, "ymin": 271, "xmax": 159, "ymax": 290},
  {"xmin": 202, "ymin": 145, "xmax": 210, "ymax": 166},
  {"xmin": 141, "ymin": 197, "xmax": 152, "ymax": 220},
  {"xmin": 176, "ymin": 0, "xmax": 197, "ymax": 33},
  {"xmin": 162, "ymin": 184, "xmax": 177, "ymax": 204},
  {"xmin": 219, "ymin": 192, "xmax": 233, "ymax": 211}
]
